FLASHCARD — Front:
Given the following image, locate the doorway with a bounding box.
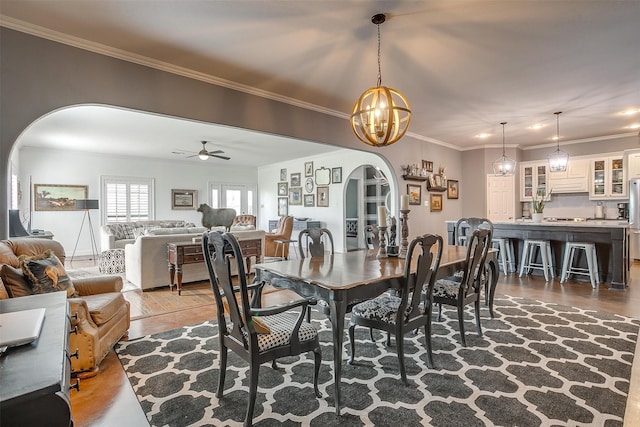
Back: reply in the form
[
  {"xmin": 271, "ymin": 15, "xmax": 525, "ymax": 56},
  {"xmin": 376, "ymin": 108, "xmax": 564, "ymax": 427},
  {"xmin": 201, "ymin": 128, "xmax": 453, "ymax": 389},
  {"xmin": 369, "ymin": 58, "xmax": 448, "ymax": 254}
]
[{"xmin": 486, "ymin": 174, "xmax": 516, "ymax": 221}]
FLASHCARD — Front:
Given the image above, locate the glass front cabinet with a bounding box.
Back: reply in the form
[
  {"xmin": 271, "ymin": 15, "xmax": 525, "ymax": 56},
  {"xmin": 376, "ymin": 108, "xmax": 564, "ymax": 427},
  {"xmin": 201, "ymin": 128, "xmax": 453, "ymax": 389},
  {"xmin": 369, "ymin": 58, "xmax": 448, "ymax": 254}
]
[
  {"xmin": 520, "ymin": 162, "xmax": 549, "ymax": 201},
  {"xmin": 589, "ymin": 155, "xmax": 626, "ymax": 200}
]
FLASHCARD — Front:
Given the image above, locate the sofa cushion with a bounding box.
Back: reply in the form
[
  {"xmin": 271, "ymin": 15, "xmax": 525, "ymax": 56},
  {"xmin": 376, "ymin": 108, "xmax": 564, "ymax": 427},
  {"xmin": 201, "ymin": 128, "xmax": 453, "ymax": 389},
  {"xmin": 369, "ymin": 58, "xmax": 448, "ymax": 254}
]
[
  {"xmin": 82, "ymin": 292, "xmax": 126, "ymax": 326},
  {"xmin": 0, "ymin": 277, "xmax": 9, "ymax": 300},
  {"xmin": 19, "ymin": 250, "xmax": 78, "ymax": 298},
  {"xmin": 0, "ymin": 265, "xmax": 32, "ymax": 298},
  {"xmin": 0, "ymin": 241, "xmax": 20, "ymax": 267}
]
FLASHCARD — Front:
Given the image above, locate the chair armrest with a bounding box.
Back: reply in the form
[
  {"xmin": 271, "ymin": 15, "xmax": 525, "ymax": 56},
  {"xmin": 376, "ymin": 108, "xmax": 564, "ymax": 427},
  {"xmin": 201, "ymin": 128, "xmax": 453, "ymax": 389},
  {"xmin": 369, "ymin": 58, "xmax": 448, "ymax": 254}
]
[
  {"xmin": 250, "ymin": 297, "xmax": 316, "ymax": 317},
  {"xmin": 73, "ymin": 275, "xmax": 124, "ymax": 295},
  {"xmin": 67, "ymin": 297, "xmax": 98, "ymax": 330}
]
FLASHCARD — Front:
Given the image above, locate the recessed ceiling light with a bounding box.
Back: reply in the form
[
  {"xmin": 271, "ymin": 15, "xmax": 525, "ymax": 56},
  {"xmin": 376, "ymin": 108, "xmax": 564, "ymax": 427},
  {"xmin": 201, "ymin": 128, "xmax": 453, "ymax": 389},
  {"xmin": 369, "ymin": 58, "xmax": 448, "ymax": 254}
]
[
  {"xmin": 621, "ymin": 109, "xmax": 640, "ymax": 116},
  {"xmin": 475, "ymin": 133, "xmax": 491, "ymax": 139},
  {"xmin": 551, "ymin": 136, "xmax": 560, "ymax": 141},
  {"xmin": 628, "ymin": 123, "xmax": 640, "ymax": 129},
  {"xmin": 529, "ymin": 123, "xmax": 545, "ymax": 130}
]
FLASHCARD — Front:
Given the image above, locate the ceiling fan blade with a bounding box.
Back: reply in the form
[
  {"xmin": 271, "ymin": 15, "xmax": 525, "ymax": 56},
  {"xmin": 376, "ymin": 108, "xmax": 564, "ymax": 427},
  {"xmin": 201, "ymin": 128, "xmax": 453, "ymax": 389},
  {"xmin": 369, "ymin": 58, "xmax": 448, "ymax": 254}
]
[
  {"xmin": 210, "ymin": 154, "xmax": 231, "ymax": 160},
  {"xmin": 207, "ymin": 150, "xmax": 225, "ymax": 155},
  {"xmin": 185, "ymin": 154, "xmax": 199, "ymax": 158}
]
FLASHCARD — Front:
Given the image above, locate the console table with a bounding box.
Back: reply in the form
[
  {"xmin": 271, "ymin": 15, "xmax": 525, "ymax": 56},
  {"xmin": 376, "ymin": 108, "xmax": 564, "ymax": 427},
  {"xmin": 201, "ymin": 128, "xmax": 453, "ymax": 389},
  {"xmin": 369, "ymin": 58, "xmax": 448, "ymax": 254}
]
[
  {"xmin": 168, "ymin": 237, "xmax": 262, "ymax": 295},
  {"xmin": 0, "ymin": 292, "xmax": 76, "ymax": 427},
  {"xmin": 268, "ymin": 219, "xmax": 321, "ymax": 233}
]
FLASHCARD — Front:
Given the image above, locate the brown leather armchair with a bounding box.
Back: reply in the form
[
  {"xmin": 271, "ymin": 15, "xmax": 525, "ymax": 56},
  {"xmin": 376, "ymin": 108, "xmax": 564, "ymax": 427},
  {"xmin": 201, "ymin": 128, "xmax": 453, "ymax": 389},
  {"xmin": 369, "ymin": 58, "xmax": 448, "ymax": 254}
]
[
  {"xmin": 264, "ymin": 216, "xmax": 294, "ymax": 258},
  {"xmin": 0, "ymin": 238, "xmax": 130, "ymax": 377}
]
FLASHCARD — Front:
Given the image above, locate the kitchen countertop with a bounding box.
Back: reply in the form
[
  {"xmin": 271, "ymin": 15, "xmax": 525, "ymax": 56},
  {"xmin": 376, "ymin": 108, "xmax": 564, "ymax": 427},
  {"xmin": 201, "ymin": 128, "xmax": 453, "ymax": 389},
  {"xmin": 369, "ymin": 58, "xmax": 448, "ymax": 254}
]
[{"xmin": 495, "ymin": 219, "xmax": 629, "ymax": 228}]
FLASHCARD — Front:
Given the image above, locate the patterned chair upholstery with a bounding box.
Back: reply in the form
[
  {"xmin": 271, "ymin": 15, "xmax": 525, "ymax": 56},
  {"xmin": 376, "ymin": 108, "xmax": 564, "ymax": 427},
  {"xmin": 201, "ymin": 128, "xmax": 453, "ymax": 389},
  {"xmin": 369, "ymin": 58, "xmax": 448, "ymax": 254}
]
[
  {"xmin": 202, "ymin": 231, "xmax": 322, "ymax": 426},
  {"xmin": 432, "ymin": 228, "xmax": 491, "ymax": 347},
  {"xmin": 231, "ymin": 214, "xmax": 256, "ymax": 231},
  {"xmin": 348, "ymin": 234, "xmax": 443, "ymax": 380}
]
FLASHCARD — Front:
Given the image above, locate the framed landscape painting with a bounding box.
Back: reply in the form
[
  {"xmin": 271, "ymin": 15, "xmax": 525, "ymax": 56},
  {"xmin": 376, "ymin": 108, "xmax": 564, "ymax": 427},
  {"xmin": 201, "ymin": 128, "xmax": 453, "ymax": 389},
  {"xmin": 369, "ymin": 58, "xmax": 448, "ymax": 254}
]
[
  {"xmin": 171, "ymin": 189, "xmax": 197, "ymax": 209},
  {"xmin": 34, "ymin": 184, "xmax": 87, "ymax": 211}
]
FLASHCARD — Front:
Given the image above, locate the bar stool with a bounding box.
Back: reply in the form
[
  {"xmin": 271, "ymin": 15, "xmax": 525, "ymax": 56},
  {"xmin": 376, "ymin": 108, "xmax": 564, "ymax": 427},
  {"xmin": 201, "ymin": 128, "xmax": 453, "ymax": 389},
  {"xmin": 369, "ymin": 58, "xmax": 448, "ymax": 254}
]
[
  {"xmin": 492, "ymin": 237, "xmax": 515, "ymax": 273},
  {"xmin": 560, "ymin": 242, "xmax": 599, "ymax": 288},
  {"xmin": 519, "ymin": 239, "xmax": 554, "ymax": 282}
]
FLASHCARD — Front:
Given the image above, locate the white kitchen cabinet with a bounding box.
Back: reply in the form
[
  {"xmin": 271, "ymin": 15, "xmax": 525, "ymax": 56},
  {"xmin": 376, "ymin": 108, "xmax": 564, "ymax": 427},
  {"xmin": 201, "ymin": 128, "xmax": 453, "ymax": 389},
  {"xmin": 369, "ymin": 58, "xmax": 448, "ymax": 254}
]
[
  {"xmin": 548, "ymin": 158, "xmax": 589, "ymax": 193},
  {"xmin": 589, "ymin": 155, "xmax": 627, "ymax": 200},
  {"xmin": 520, "ymin": 161, "xmax": 549, "ymax": 201},
  {"xmin": 627, "ymin": 151, "xmax": 640, "ymax": 179}
]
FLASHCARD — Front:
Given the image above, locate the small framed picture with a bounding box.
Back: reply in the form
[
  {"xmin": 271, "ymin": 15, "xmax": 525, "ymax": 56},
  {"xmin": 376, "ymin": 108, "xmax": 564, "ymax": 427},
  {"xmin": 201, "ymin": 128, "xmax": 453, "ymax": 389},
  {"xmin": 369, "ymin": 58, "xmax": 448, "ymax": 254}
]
[
  {"xmin": 278, "ymin": 182, "xmax": 288, "ymax": 196},
  {"xmin": 434, "ymin": 175, "xmax": 443, "ymax": 188},
  {"xmin": 407, "ymin": 184, "xmax": 421, "ymax": 205},
  {"xmin": 278, "ymin": 197, "xmax": 288, "ymax": 216},
  {"xmin": 430, "ymin": 193, "xmax": 443, "ymax": 212},
  {"xmin": 291, "ymin": 172, "xmax": 301, "ymax": 187},
  {"xmin": 304, "ymin": 194, "xmax": 315, "ymax": 207},
  {"xmin": 332, "ymin": 167, "xmax": 342, "ymax": 184},
  {"xmin": 305, "ymin": 161, "xmax": 314, "ymax": 177},
  {"xmin": 289, "ymin": 187, "xmax": 302, "ymax": 205},
  {"xmin": 171, "ymin": 189, "xmax": 197, "ymax": 210},
  {"xmin": 447, "ymin": 179, "xmax": 459, "ymax": 199},
  {"xmin": 317, "ymin": 186, "xmax": 329, "ymax": 207},
  {"xmin": 280, "ymin": 168, "xmax": 287, "ymax": 181},
  {"xmin": 423, "ymin": 160, "xmax": 433, "ymax": 172}
]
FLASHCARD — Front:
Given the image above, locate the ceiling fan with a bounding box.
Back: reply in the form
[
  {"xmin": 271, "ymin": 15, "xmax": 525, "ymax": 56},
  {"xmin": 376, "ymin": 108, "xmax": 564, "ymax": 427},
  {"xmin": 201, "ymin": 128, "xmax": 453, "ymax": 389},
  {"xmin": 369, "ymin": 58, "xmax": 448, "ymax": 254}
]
[{"xmin": 186, "ymin": 141, "xmax": 231, "ymax": 160}]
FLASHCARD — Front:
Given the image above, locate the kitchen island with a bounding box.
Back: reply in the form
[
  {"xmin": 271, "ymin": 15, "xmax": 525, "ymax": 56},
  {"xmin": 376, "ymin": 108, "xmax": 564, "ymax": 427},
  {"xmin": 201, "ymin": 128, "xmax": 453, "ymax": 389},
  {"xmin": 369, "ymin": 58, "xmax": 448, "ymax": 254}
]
[{"xmin": 446, "ymin": 220, "xmax": 630, "ymax": 289}]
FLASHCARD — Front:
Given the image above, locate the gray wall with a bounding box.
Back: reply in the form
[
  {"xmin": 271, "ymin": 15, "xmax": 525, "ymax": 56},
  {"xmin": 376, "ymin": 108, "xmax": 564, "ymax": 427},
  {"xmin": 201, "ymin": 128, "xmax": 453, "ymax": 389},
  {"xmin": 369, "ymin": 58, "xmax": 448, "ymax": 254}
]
[{"xmin": 1, "ymin": 28, "xmax": 464, "ymax": 240}]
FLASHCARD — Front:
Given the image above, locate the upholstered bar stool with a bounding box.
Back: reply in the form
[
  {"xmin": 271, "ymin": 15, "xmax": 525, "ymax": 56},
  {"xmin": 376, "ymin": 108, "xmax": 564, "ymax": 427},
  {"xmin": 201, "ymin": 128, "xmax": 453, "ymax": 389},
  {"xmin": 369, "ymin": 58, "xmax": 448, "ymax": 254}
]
[
  {"xmin": 519, "ymin": 239, "xmax": 554, "ymax": 282},
  {"xmin": 492, "ymin": 237, "xmax": 515, "ymax": 273},
  {"xmin": 560, "ymin": 242, "xmax": 599, "ymax": 288}
]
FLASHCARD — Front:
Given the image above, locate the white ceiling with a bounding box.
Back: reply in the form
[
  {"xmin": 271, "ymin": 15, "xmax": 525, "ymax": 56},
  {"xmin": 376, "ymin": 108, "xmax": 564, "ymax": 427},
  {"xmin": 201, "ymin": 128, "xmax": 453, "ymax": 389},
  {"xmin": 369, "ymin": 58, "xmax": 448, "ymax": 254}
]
[{"xmin": 2, "ymin": 0, "xmax": 640, "ymax": 164}]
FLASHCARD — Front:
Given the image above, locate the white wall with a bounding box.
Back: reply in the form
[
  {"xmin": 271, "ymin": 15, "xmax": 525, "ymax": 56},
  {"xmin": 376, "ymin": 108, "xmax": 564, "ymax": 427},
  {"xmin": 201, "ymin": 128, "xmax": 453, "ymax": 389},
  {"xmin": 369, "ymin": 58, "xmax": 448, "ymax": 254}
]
[
  {"xmin": 257, "ymin": 149, "xmax": 395, "ymax": 252},
  {"xmin": 18, "ymin": 146, "xmax": 257, "ymax": 257}
]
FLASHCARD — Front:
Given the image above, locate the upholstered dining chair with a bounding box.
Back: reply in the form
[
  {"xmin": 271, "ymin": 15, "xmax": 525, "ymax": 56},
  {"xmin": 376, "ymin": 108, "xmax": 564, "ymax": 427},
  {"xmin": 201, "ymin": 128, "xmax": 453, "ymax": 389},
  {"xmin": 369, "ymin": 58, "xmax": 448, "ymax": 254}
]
[
  {"xmin": 452, "ymin": 217, "xmax": 498, "ymax": 318},
  {"xmin": 202, "ymin": 230, "xmax": 322, "ymax": 427},
  {"xmin": 348, "ymin": 234, "xmax": 443, "ymax": 382},
  {"xmin": 298, "ymin": 227, "xmax": 335, "ymax": 258},
  {"xmin": 432, "ymin": 228, "xmax": 491, "ymax": 347}
]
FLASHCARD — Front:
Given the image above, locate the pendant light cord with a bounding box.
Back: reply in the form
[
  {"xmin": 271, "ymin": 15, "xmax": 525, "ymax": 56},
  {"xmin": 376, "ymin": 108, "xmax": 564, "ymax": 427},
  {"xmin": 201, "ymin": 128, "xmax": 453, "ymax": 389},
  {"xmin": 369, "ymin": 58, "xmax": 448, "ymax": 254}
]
[
  {"xmin": 501, "ymin": 122, "xmax": 507, "ymax": 156},
  {"xmin": 376, "ymin": 23, "xmax": 382, "ymax": 87},
  {"xmin": 555, "ymin": 111, "xmax": 562, "ymax": 149}
]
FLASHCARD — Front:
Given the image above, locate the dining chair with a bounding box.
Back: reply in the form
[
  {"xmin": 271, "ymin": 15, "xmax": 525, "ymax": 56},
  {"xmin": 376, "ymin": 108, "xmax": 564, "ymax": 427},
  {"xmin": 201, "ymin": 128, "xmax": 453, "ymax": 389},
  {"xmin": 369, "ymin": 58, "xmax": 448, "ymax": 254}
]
[
  {"xmin": 298, "ymin": 227, "xmax": 335, "ymax": 258},
  {"xmin": 432, "ymin": 228, "xmax": 491, "ymax": 347},
  {"xmin": 348, "ymin": 234, "xmax": 443, "ymax": 383},
  {"xmin": 202, "ymin": 230, "xmax": 322, "ymax": 427},
  {"xmin": 452, "ymin": 217, "xmax": 498, "ymax": 318}
]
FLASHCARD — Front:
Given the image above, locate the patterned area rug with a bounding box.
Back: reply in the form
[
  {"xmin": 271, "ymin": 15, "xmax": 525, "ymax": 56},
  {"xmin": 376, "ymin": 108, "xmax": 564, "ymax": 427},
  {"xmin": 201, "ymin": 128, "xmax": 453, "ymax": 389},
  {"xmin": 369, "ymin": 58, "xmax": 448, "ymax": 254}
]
[{"xmin": 116, "ymin": 295, "xmax": 639, "ymax": 426}]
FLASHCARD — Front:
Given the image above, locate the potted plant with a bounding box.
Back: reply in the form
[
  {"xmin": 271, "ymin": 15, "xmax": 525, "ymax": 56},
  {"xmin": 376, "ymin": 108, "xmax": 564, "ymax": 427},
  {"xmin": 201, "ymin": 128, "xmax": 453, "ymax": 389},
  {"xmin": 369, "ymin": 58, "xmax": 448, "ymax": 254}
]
[{"xmin": 531, "ymin": 190, "xmax": 547, "ymax": 222}]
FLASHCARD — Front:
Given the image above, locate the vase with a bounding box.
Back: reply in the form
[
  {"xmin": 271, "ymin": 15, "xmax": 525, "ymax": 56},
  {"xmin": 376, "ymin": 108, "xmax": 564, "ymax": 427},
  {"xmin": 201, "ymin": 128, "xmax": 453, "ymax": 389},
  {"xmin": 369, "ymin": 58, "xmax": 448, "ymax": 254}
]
[{"xmin": 532, "ymin": 213, "xmax": 544, "ymax": 223}]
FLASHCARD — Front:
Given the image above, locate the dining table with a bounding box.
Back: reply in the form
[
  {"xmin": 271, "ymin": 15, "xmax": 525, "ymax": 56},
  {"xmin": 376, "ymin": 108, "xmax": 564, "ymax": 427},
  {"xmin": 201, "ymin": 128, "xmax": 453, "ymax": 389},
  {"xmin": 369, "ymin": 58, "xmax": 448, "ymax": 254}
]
[{"xmin": 253, "ymin": 246, "xmax": 499, "ymax": 415}]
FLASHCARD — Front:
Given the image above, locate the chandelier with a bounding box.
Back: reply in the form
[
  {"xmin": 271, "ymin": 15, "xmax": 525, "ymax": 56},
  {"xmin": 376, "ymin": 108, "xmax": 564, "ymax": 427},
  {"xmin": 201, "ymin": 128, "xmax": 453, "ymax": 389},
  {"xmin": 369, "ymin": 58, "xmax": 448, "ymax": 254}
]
[
  {"xmin": 350, "ymin": 13, "xmax": 411, "ymax": 147},
  {"xmin": 548, "ymin": 111, "xmax": 569, "ymax": 172},
  {"xmin": 492, "ymin": 122, "xmax": 516, "ymax": 176}
]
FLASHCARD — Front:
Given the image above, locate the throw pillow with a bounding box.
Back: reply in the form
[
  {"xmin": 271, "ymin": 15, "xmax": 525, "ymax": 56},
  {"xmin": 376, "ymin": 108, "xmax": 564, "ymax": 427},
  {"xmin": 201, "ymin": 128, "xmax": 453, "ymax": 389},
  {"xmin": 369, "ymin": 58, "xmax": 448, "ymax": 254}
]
[
  {"xmin": 0, "ymin": 264, "xmax": 33, "ymax": 298},
  {"xmin": 19, "ymin": 250, "xmax": 78, "ymax": 298},
  {"xmin": 222, "ymin": 298, "xmax": 271, "ymax": 334}
]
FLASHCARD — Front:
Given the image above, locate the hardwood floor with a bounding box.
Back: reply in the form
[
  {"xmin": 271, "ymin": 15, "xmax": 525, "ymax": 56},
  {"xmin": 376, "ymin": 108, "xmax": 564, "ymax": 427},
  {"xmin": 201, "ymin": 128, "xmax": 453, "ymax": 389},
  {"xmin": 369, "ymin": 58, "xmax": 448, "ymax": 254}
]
[{"xmin": 69, "ymin": 265, "xmax": 640, "ymax": 426}]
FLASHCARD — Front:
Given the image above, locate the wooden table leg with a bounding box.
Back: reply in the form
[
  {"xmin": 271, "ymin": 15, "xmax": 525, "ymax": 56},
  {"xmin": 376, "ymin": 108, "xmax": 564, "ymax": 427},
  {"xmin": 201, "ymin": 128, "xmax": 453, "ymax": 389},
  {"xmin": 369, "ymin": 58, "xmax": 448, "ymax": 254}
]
[
  {"xmin": 328, "ymin": 298, "xmax": 347, "ymax": 415},
  {"xmin": 176, "ymin": 264, "xmax": 183, "ymax": 296},
  {"xmin": 168, "ymin": 262, "xmax": 176, "ymax": 292}
]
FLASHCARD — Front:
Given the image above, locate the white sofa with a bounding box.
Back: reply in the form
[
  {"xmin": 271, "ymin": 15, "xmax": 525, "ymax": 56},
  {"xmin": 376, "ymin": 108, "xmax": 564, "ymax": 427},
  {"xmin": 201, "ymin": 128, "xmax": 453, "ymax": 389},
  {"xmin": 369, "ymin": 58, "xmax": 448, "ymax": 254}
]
[
  {"xmin": 100, "ymin": 220, "xmax": 201, "ymax": 251},
  {"xmin": 125, "ymin": 230, "xmax": 265, "ymax": 290}
]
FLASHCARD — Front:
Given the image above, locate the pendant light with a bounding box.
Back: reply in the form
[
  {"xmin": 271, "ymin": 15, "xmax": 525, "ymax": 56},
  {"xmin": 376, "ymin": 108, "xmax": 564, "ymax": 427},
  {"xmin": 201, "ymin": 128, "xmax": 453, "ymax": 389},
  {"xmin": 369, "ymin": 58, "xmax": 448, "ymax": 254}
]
[
  {"xmin": 492, "ymin": 122, "xmax": 516, "ymax": 176},
  {"xmin": 548, "ymin": 111, "xmax": 569, "ymax": 172},
  {"xmin": 350, "ymin": 13, "xmax": 411, "ymax": 147}
]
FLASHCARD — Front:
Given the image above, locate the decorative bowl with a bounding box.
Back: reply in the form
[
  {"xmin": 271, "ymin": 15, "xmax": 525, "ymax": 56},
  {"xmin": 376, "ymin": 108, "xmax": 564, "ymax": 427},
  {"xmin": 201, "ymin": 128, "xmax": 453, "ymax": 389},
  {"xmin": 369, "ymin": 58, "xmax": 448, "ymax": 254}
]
[{"xmin": 295, "ymin": 217, "xmax": 309, "ymax": 221}]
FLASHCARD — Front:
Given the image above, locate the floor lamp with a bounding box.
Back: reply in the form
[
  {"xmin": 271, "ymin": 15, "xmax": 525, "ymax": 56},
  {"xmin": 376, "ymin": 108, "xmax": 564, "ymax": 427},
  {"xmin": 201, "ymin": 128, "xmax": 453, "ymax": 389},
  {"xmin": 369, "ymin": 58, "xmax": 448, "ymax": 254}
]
[{"xmin": 71, "ymin": 199, "xmax": 99, "ymax": 265}]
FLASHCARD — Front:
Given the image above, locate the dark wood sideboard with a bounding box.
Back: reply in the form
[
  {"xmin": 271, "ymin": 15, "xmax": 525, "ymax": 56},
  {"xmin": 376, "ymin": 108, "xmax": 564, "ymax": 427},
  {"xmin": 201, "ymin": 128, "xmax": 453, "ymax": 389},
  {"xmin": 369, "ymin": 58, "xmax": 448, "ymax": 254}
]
[{"xmin": 0, "ymin": 292, "xmax": 77, "ymax": 427}]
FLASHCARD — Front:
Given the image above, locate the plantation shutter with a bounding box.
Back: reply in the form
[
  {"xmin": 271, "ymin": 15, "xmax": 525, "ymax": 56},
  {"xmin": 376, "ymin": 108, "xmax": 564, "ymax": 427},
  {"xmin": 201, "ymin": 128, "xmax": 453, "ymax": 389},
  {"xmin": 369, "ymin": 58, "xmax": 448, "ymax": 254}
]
[{"xmin": 103, "ymin": 177, "xmax": 154, "ymax": 223}]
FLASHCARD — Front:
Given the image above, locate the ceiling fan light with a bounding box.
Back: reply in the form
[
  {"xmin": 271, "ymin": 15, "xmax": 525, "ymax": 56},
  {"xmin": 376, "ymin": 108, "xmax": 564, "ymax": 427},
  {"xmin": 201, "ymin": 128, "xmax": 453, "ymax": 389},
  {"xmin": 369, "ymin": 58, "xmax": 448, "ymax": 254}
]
[{"xmin": 198, "ymin": 150, "xmax": 209, "ymax": 160}]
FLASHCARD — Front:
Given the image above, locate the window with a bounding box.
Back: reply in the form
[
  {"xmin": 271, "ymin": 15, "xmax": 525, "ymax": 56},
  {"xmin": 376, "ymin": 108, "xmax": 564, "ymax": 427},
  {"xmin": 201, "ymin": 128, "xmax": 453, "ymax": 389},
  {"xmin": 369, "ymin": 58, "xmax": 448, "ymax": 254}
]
[
  {"xmin": 210, "ymin": 183, "xmax": 256, "ymax": 215},
  {"xmin": 102, "ymin": 176, "xmax": 154, "ymax": 223}
]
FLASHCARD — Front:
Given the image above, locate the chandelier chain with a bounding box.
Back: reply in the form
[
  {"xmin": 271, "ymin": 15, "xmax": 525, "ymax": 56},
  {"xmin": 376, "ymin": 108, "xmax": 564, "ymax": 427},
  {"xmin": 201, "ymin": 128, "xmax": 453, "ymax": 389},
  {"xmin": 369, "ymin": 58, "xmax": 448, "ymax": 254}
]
[{"xmin": 377, "ymin": 22, "xmax": 382, "ymax": 87}]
